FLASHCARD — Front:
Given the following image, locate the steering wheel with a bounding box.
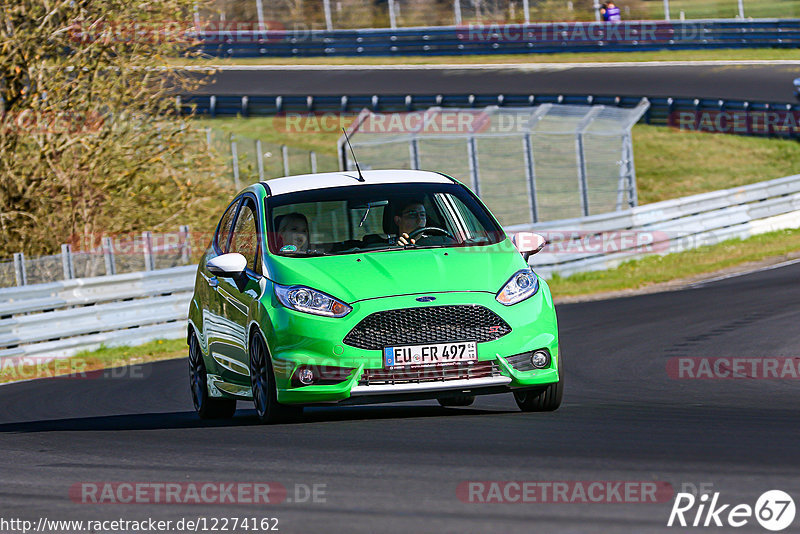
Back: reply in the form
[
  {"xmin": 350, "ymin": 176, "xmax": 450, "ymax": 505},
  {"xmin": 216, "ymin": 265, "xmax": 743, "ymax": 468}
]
[{"xmin": 408, "ymin": 226, "xmax": 455, "ymax": 241}]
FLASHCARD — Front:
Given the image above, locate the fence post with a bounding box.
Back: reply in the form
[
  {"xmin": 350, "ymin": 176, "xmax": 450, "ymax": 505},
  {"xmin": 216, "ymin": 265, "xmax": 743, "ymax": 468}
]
[
  {"xmin": 13, "ymin": 252, "xmax": 27, "ymax": 286},
  {"xmin": 256, "ymin": 139, "xmax": 265, "ymax": 180},
  {"xmin": 102, "ymin": 237, "xmax": 116, "ymax": 276},
  {"xmin": 663, "ymin": 0, "xmax": 670, "ymax": 20},
  {"xmin": 737, "ymin": 0, "xmax": 744, "ymax": 19},
  {"xmin": 522, "ymin": 134, "xmax": 538, "ymax": 224},
  {"xmin": 282, "ymin": 144, "xmax": 290, "ymax": 176},
  {"xmin": 205, "ymin": 127, "xmax": 212, "ymax": 153},
  {"xmin": 454, "ymin": 0, "xmax": 462, "ymax": 25},
  {"xmin": 324, "ymin": 0, "xmax": 333, "ymax": 30},
  {"xmin": 255, "ymin": 0, "xmax": 266, "ymax": 30},
  {"xmin": 179, "ymin": 225, "xmax": 192, "ymax": 264},
  {"xmin": 310, "ymin": 151, "xmax": 318, "ymax": 174},
  {"xmin": 522, "ymin": 0, "xmax": 530, "ymax": 24},
  {"xmin": 467, "ymin": 137, "xmax": 480, "ymax": 196},
  {"xmin": 409, "ymin": 138, "xmax": 420, "ymax": 170},
  {"xmin": 142, "ymin": 231, "xmax": 155, "ymax": 271},
  {"xmin": 61, "ymin": 244, "xmax": 74, "ymax": 280},
  {"xmin": 231, "ymin": 134, "xmax": 241, "ymax": 190},
  {"xmin": 592, "ymin": 0, "xmax": 601, "ymax": 21},
  {"xmin": 388, "ymin": 0, "xmax": 397, "ymax": 29}
]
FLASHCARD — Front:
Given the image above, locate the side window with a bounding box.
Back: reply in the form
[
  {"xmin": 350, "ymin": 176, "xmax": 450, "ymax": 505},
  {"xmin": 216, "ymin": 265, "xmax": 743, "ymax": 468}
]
[
  {"xmin": 215, "ymin": 198, "xmax": 240, "ymax": 253},
  {"xmin": 230, "ymin": 198, "xmax": 259, "ymax": 271}
]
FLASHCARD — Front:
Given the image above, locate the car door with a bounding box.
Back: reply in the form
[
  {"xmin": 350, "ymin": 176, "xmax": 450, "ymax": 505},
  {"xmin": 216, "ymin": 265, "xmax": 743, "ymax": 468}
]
[
  {"xmin": 202, "ymin": 196, "xmax": 246, "ymax": 385},
  {"xmin": 214, "ymin": 194, "xmax": 264, "ymax": 385}
]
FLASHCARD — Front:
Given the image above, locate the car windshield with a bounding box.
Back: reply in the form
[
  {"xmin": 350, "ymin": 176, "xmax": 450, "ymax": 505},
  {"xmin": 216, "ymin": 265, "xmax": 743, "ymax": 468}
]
[{"xmin": 266, "ymin": 182, "xmax": 505, "ymax": 257}]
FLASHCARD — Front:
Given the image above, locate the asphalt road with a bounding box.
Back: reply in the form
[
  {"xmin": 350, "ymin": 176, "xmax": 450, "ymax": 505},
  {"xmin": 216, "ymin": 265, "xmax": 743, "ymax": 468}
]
[
  {"xmin": 197, "ymin": 63, "xmax": 800, "ymax": 102},
  {"xmin": 1, "ymin": 261, "xmax": 799, "ymax": 533}
]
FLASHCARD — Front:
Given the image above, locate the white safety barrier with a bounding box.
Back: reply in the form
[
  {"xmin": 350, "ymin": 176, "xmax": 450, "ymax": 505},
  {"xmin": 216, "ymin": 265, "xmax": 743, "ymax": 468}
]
[
  {"xmin": 0, "ymin": 266, "xmax": 196, "ymax": 363},
  {"xmin": 509, "ymin": 174, "xmax": 800, "ymax": 278},
  {"xmin": 2, "ymin": 173, "xmax": 799, "ymax": 364}
]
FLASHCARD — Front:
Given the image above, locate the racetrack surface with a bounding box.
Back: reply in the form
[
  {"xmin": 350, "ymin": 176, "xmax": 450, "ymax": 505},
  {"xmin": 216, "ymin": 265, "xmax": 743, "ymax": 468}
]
[
  {"xmin": 197, "ymin": 63, "xmax": 800, "ymax": 102},
  {"xmin": 1, "ymin": 262, "xmax": 799, "ymax": 533}
]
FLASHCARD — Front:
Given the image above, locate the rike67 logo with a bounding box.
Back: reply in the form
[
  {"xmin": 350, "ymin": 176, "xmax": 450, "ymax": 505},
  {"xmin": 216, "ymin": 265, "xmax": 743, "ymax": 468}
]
[{"xmin": 668, "ymin": 490, "xmax": 796, "ymax": 531}]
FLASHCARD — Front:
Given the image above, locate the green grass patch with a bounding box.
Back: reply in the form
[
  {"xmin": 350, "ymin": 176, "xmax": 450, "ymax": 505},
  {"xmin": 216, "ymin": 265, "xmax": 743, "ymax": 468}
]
[
  {"xmin": 0, "ymin": 338, "xmax": 187, "ymax": 384},
  {"xmin": 180, "ymin": 48, "xmax": 800, "ymax": 66},
  {"xmin": 547, "ymin": 227, "xmax": 800, "ymax": 297}
]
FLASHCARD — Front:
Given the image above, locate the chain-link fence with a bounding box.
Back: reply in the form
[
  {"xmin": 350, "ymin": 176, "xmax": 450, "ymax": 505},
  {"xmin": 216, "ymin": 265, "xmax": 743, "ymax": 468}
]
[
  {"xmin": 204, "ymin": 128, "xmax": 339, "ymax": 189},
  {"xmin": 0, "ymin": 229, "xmax": 194, "ymax": 289},
  {"xmin": 339, "ymin": 102, "xmax": 649, "ymax": 226},
  {"xmin": 202, "ymin": 0, "xmax": 800, "ymax": 30}
]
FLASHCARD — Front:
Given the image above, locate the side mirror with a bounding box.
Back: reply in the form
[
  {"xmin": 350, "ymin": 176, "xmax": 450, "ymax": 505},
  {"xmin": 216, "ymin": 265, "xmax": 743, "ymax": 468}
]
[
  {"xmin": 512, "ymin": 232, "xmax": 547, "ymax": 262},
  {"xmin": 206, "ymin": 253, "xmax": 247, "ymax": 277}
]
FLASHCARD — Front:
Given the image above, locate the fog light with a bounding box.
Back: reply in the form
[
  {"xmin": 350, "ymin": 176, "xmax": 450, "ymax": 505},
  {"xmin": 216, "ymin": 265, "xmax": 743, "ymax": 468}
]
[
  {"xmin": 530, "ymin": 350, "xmax": 550, "ymax": 369},
  {"xmin": 297, "ymin": 367, "xmax": 315, "ymax": 385}
]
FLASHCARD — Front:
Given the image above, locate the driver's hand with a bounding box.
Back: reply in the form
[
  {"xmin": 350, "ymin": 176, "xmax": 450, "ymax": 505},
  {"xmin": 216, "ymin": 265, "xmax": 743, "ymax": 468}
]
[{"xmin": 397, "ymin": 233, "xmax": 416, "ymax": 247}]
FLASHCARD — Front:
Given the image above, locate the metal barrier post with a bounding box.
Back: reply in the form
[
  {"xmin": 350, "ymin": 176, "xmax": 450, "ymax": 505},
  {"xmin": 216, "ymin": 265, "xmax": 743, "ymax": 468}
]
[
  {"xmin": 61, "ymin": 244, "xmax": 74, "ymax": 280},
  {"xmin": 102, "ymin": 237, "xmax": 116, "ymax": 276},
  {"xmin": 575, "ymin": 107, "xmax": 602, "ymax": 217},
  {"xmin": 663, "ymin": 0, "xmax": 671, "ymax": 20},
  {"xmin": 324, "ymin": 0, "xmax": 333, "ymax": 30},
  {"xmin": 310, "ymin": 151, "xmax": 318, "ymax": 174},
  {"xmin": 454, "ymin": 0, "xmax": 462, "ymax": 26},
  {"xmin": 523, "ymin": 0, "xmax": 530, "ymax": 24},
  {"xmin": 142, "ymin": 232, "xmax": 155, "ymax": 271},
  {"xmin": 388, "ymin": 0, "xmax": 397, "ymax": 29},
  {"xmin": 523, "ymin": 134, "xmax": 538, "ymax": 224},
  {"xmin": 255, "ymin": 0, "xmax": 266, "ymax": 30},
  {"xmin": 231, "ymin": 134, "xmax": 241, "ymax": 190},
  {"xmin": 179, "ymin": 225, "xmax": 192, "ymax": 264},
  {"xmin": 256, "ymin": 139, "xmax": 265, "ymax": 180},
  {"xmin": 282, "ymin": 144, "xmax": 290, "ymax": 176},
  {"xmin": 13, "ymin": 252, "xmax": 27, "ymax": 286},
  {"xmin": 409, "ymin": 138, "xmax": 420, "ymax": 170},
  {"xmin": 467, "ymin": 136, "xmax": 480, "ymax": 196},
  {"xmin": 738, "ymin": 0, "xmax": 744, "ymax": 19}
]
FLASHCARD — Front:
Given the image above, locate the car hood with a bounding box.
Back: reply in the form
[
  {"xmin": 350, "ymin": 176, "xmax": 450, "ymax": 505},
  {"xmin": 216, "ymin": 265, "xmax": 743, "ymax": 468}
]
[{"xmin": 265, "ymin": 241, "xmax": 526, "ymax": 303}]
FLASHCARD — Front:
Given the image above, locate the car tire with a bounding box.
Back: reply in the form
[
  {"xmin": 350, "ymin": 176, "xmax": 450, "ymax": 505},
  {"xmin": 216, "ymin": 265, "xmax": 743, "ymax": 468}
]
[
  {"xmin": 513, "ymin": 351, "xmax": 563, "ymax": 412},
  {"xmin": 189, "ymin": 334, "xmax": 237, "ymax": 419},
  {"xmin": 249, "ymin": 332, "xmax": 303, "ymax": 424},
  {"xmin": 437, "ymin": 394, "xmax": 475, "ymax": 407}
]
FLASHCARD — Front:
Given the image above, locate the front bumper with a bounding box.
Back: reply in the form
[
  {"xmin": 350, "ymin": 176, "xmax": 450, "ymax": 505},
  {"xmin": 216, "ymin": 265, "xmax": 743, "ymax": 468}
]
[{"xmin": 264, "ymin": 284, "xmax": 560, "ymax": 405}]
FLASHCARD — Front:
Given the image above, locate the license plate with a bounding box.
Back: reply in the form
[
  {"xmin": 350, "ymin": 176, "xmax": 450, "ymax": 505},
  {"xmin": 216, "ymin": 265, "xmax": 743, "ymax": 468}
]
[{"xmin": 384, "ymin": 342, "xmax": 477, "ymax": 368}]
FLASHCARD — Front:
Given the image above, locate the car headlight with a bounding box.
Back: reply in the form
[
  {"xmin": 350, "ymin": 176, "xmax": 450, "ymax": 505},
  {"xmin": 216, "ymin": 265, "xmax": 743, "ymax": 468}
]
[
  {"xmin": 496, "ymin": 269, "xmax": 539, "ymax": 306},
  {"xmin": 274, "ymin": 284, "xmax": 352, "ymax": 318}
]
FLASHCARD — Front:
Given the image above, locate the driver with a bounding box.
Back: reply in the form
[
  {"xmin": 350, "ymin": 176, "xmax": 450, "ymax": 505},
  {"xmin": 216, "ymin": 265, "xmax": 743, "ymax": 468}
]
[{"xmin": 394, "ymin": 200, "xmax": 426, "ymax": 246}]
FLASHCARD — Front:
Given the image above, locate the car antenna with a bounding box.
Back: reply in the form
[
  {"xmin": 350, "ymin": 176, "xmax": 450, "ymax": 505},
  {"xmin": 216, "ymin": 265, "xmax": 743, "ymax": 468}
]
[{"xmin": 341, "ymin": 127, "xmax": 365, "ymax": 182}]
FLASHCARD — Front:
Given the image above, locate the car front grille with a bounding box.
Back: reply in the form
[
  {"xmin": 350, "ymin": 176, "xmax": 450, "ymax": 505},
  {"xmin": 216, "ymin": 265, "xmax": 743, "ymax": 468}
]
[
  {"xmin": 358, "ymin": 360, "xmax": 501, "ymax": 386},
  {"xmin": 343, "ymin": 305, "xmax": 511, "ymax": 350}
]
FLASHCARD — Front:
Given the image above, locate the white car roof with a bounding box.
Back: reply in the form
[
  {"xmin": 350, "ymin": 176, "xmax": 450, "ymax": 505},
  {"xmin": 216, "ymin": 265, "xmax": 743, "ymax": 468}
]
[{"xmin": 262, "ymin": 169, "xmax": 454, "ymax": 196}]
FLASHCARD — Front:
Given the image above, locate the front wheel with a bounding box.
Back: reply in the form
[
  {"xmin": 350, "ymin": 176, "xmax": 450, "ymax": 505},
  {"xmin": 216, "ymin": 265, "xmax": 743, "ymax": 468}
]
[
  {"xmin": 249, "ymin": 333, "xmax": 303, "ymax": 424},
  {"xmin": 513, "ymin": 352, "xmax": 563, "ymax": 412},
  {"xmin": 189, "ymin": 334, "xmax": 237, "ymax": 419}
]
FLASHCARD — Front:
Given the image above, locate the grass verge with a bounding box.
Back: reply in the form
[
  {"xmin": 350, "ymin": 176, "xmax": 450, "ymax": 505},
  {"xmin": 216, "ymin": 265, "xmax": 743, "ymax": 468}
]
[
  {"xmin": 547, "ymin": 227, "xmax": 800, "ymax": 297},
  {"xmin": 178, "ymin": 48, "xmax": 800, "ymax": 66},
  {"xmin": 0, "ymin": 338, "xmax": 187, "ymax": 385}
]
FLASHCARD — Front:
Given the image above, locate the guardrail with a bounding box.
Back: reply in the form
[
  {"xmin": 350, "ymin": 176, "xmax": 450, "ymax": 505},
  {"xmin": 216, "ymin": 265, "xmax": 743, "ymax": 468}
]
[
  {"xmin": 3, "ymin": 173, "xmax": 799, "ymax": 363},
  {"xmin": 508, "ymin": 173, "xmax": 800, "ymax": 278},
  {"xmin": 180, "ymin": 93, "xmax": 800, "ymax": 139},
  {"xmin": 195, "ymin": 19, "xmax": 800, "ymax": 57},
  {"xmin": 0, "ymin": 266, "xmax": 196, "ymax": 363}
]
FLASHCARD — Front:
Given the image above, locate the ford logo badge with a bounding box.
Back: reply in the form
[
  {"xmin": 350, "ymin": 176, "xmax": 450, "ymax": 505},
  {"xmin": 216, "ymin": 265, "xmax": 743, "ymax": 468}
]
[{"xmin": 416, "ymin": 296, "xmax": 436, "ymax": 302}]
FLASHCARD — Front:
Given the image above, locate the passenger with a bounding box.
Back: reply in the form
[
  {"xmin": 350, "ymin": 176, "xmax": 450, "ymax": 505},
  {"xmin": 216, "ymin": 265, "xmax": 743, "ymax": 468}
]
[{"xmin": 275, "ymin": 213, "xmax": 309, "ymax": 253}]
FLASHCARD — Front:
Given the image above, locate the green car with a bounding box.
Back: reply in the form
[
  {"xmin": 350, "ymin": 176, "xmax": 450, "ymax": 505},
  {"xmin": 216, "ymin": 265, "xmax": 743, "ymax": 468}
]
[{"xmin": 187, "ymin": 170, "xmax": 562, "ymax": 422}]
